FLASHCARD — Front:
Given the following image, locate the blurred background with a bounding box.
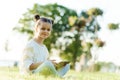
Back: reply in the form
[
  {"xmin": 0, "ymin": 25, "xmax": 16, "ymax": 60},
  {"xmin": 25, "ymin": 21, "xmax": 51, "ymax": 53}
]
[{"xmin": 0, "ymin": 0, "xmax": 120, "ymax": 73}]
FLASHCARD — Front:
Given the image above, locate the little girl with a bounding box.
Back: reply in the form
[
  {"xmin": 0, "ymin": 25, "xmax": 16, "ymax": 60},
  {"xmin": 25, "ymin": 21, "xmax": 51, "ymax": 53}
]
[{"xmin": 19, "ymin": 14, "xmax": 70, "ymax": 77}]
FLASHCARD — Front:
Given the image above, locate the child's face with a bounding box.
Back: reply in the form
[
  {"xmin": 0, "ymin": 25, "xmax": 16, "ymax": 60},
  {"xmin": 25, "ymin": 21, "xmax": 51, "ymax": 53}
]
[{"xmin": 36, "ymin": 22, "xmax": 52, "ymax": 39}]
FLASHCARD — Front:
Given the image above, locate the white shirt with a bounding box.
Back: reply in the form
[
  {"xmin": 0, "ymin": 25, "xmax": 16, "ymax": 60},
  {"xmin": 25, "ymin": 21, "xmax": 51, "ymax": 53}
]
[{"xmin": 19, "ymin": 39, "xmax": 49, "ymax": 74}]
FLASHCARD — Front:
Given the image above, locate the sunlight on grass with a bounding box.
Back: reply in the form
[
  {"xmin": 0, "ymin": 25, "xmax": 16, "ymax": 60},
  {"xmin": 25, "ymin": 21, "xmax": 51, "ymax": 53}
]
[{"xmin": 0, "ymin": 67, "xmax": 120, "ymax": 80}]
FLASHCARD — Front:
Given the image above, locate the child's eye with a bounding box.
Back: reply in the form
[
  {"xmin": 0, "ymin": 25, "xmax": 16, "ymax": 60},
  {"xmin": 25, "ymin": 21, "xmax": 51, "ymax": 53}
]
[
  {"xmin": 41, "ymin": 28, "xmax": 51, "ymax": 31},
  {"xmin": 41, "ymin": 28, "xmax": 46, "ymax": 30},
  {"xmin": 47, "ymin": 29, "xmax": 50, "ymax": 31}
]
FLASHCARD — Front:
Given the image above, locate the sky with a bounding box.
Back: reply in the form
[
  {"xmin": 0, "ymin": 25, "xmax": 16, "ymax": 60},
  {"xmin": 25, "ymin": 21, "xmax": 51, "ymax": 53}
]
[{"xmin": 0, "ymin": 0, "xmax": 120, "ymax": 65}]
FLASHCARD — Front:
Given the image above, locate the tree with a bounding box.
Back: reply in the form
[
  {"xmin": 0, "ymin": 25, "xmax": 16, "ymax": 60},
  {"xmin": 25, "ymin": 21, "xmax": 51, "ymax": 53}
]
[{"xmin": 59, "ymin": 8, "xmax": 105, "ymax": 69}]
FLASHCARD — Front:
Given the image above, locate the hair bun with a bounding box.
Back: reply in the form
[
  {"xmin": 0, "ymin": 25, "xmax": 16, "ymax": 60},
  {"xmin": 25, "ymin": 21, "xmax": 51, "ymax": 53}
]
[{"xmin": 34, "ymin": 14, "xmax": 40, "ymax": 21}]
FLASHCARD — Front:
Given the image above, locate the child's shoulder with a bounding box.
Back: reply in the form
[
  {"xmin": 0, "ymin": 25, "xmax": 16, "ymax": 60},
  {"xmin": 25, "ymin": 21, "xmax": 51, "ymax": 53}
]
[{"xmin": 25, "ymin": 39, "xmax": 35, "ymax": 48}]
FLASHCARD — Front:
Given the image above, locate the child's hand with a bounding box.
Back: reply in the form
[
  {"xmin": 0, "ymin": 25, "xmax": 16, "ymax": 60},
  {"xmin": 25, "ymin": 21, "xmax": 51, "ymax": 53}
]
[
  {"xmin": 49, "ymin": 60, "xmax": 57, "ymax": 65},
  {"xmin": 55, "ymin": 61, "xmax": 70, "ymax": 69}
]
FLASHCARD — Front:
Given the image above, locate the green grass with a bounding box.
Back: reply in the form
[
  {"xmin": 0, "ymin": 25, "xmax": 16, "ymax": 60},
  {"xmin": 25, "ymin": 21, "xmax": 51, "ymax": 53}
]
[{"xmin": 0, "ymin": 67, "xmax": 120, "ymax": 80}]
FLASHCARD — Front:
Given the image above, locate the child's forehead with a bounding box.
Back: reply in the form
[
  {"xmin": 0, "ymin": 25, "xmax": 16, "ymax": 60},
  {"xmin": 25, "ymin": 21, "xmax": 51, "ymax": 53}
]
[
  {"xmin": 39, "ymin": 22, "xmax": 52, "ymax": 28},
  {"xmin": 41, "ymin": 21, "xmax": 52, "ymax": 26}
]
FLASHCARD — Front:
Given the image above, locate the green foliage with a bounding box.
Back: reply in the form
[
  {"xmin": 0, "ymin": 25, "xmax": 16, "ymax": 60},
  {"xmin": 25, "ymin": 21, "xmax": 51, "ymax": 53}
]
[
  {"xmin": 94, "ymin": 63, "xmax": 102, "ymax": 71},
  {"xmin": 94, "ymin": 38, "xmax": 105, "ymax": 47},
  {"xmin": 74, "ymin": 19, "xmax": 86, "ymax": 29},
  {"xmin": 108, "ymin": 23, "xmax": 119, "ymax": 30},
  {"xmin": 87, "ymin": 8, "xmax": 103, "ymax": 16},
  {"xmin": 60, "ymin": 39, "xmax": 82, "ymax": 59},
  {"xmin": 82, "ymin": 41, "xmax": 93, "ymax": 53},
  {"xmin": 78, "ymin": 8, "xmax": 103, "ymax": 33}
]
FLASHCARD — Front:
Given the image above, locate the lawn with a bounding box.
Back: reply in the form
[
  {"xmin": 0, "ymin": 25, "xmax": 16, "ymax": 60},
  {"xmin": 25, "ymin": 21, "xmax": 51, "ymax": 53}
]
[{"xmin": 0, "ymin": 67, "xmax": 120, "ymax": 80}]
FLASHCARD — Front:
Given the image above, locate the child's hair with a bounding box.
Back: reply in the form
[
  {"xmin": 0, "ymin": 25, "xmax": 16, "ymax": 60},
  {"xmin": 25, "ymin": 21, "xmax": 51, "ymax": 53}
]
[
  {"xmin": 34, "ymin": 14, "xmax": 40, "ymax": 21},
  {"xmin": 34, "ymin": 14, "xmax": 54, "ymax": 24}
]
